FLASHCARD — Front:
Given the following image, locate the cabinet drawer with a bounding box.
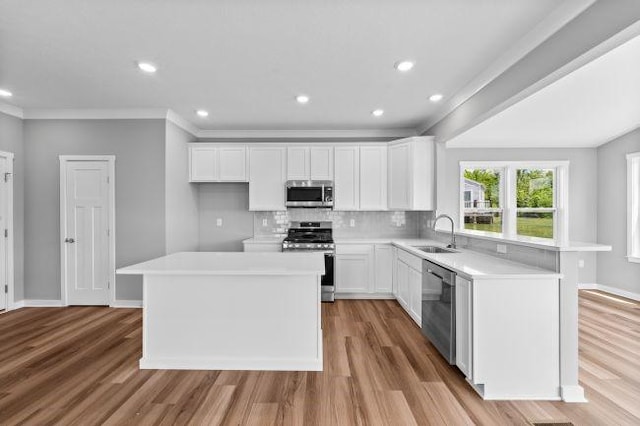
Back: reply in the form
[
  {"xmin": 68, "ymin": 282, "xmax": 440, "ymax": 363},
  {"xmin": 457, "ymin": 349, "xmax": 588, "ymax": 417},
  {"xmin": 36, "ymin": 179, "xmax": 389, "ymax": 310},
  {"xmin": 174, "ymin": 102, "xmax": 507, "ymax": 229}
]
[
  {"xmin": 398, "ymin": 248, "xmax": 422, "ymax": 271},
  {"xmin": 336, "ymin": 244, "xmax": 372, "ymax": 255}
]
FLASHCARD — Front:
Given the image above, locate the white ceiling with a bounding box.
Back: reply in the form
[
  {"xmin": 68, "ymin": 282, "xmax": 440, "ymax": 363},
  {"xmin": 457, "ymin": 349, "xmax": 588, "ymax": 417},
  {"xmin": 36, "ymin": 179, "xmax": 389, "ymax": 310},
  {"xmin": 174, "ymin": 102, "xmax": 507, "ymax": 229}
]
[
  {"xmin": 0, "ymin": 0, "xmax": 584, "ymax": 132},
  {"xmin": 447, "ymin": 31, "xmax": 640, "ymax": 148}
]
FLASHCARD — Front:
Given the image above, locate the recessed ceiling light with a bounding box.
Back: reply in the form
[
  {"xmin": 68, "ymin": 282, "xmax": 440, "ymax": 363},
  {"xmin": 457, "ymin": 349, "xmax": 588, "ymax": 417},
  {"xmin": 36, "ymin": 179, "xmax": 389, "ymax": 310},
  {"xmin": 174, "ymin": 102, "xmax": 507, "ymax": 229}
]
[
  {"xmin": 372, "ymin": 109, "xmax": 384, "ymax": 117},
  {"xmin": 196, "ymin": 110, "xmax": 209, "ymax": 118},
  {"xmin": 394, "ymin": 61, "xmax": 414, "ymax": 72},
  {"xmin": 429, "ymin": 93, "xmax": 443, "ymax": 102},
  {"xmin": 296, "ymin": 94, "xmax": 310, "ymax": 104},
  {"xmin": 137, "ymin": 62, "xmax": 157, "ymax": 73},
  {"xmin": 0, "ymin": 88, "xmax": 13, "ymax": 97}
]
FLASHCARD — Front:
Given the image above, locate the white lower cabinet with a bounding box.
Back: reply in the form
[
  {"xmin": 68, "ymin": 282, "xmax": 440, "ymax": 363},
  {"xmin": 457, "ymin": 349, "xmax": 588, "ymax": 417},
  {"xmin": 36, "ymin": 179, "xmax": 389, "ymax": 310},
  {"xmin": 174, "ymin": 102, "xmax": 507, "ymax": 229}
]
[
  {"xmin": 455, "ymin": 275, "xmax": 472, "ymax": 379},
  {"xmin": 374, "ymin": 244, "xmax": 393, "ymax": 293},
  {"xmin": 335, "ymin": 244, "xmax": 373, "ymax": 294},
  {"xmin": 393, "ymin": 248, "xmax": 423, "ymax": 326}
]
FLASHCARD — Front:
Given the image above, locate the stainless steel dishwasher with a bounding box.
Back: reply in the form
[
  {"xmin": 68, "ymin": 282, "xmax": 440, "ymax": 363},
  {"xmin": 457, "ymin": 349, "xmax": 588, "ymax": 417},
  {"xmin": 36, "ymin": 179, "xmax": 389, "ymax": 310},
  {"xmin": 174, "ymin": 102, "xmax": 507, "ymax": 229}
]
[{"xmin": 421, "ymin": 260, "xmax": 456, "ymax": 364}]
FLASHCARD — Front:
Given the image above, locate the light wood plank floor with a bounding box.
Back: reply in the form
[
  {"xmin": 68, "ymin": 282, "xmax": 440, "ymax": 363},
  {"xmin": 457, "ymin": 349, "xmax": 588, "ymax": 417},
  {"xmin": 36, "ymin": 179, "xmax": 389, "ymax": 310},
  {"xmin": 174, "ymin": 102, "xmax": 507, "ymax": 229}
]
[{"xmin": 0, "ymin": 290, "xmax": 638, "ymax": 425}]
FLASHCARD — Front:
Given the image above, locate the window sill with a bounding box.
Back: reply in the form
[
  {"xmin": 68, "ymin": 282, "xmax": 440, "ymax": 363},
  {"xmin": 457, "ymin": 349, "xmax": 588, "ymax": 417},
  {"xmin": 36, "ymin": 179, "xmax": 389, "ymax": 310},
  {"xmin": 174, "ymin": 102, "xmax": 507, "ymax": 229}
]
[
  {"xmin": 627, "ymin": 256, "xmax": 640, "ymax": 264},
  {"xmin": 432, "ymin": 228, "xmax": 611, "ymax": 252}
]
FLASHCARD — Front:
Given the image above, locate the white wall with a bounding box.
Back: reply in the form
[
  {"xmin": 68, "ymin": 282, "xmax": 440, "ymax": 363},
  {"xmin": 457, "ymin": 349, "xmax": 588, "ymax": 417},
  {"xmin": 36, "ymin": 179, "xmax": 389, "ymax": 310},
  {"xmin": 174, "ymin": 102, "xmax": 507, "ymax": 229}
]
[
  {"xmin": 436, "ymin": 145, "xmax": 599, "ymax": 282},
  {"xmin": 597, "ymin": 127, "xmax": 640, "ymax": 296},
  {"xmin": 165, "ymin": 122, "xmax": 199, "ymax": 253}
]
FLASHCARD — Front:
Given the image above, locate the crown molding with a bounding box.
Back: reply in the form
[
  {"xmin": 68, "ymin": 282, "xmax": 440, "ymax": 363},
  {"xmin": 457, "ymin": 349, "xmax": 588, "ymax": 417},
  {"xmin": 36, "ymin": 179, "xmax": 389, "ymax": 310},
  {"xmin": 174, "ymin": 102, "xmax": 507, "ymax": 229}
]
[
  {"xmin": 417, "ymin": 0, "xmax": 595, "ymax": 136},
  {"xmin": 22, "ymin": 108, "xmax": 169, "ymax": 120},
  {"xmin": 195, "ymin": 128, "xmax": 416, "ymax": 140},
  {"xmin": 0, "ymin": 102, "xmax": 24, "ymax": 119},
  {"xmin": 9, "ymin": 106, "xmax": 416, "ymax": 140},
  {"xmin": 166, "ymin": 109, "xmax": 199, "ymax": 137}
]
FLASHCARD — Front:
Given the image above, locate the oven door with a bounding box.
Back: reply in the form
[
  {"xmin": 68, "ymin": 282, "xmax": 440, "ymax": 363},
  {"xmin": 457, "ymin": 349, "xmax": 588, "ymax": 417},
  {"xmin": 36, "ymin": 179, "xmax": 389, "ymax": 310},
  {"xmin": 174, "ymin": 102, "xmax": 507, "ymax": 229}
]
[{"xmin": 321, "ymin": 253, "xmax": 335, "ymax": 302}]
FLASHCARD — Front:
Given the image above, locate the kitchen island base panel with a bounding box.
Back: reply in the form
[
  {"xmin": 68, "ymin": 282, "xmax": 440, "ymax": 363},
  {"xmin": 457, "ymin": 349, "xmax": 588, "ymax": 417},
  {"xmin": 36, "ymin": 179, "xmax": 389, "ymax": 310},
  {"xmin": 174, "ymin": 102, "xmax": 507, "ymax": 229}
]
[{"xmin": 142, "ymin": 273, "xmax": 322, "ymax": 371}]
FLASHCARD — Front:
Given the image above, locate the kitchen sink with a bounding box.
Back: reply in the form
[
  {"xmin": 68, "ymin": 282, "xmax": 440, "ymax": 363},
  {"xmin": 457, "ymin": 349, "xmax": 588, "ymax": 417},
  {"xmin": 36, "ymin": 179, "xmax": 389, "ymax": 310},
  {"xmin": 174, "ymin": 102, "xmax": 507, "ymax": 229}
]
[{"xmin": 413, "ymin": 245, "xmax": 459, "ymax": 254}]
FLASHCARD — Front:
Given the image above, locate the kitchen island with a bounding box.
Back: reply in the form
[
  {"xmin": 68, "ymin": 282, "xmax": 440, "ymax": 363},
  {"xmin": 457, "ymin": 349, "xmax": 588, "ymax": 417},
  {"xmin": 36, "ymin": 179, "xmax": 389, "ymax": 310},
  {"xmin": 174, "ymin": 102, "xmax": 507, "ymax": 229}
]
[{"xmin": 117, "ymin": 252, "xmax": 325, "ymax": 371}]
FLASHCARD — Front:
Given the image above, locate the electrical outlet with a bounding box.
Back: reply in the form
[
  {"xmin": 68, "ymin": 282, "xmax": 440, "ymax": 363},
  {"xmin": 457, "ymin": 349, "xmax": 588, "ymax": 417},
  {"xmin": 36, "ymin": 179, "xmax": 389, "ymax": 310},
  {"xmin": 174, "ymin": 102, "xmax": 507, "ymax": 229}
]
[
  {"xmin": 497, "ymin": 244, "xmax": 507, "ymax": 254},
  {"xmin": 578, "ymin": 259, "xmax": 585, "ymax": 268},
  {"xmin": 216, "ymin": 218, "xmax": 223, "ymax": 227},
  {"xmin": 349, "ymin": 219, "xmax": 356, "ymax": 227},
  {"xmin": 262, "ymin": 218, "xmax": 268, "ymax": 227}
]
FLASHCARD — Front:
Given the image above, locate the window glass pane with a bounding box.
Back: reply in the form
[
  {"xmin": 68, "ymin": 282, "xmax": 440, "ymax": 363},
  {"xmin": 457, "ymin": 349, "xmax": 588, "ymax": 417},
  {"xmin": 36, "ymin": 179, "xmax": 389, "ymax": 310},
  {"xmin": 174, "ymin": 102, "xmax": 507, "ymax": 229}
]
[
  {"xmin": 516, "ymin": 168, "xmax": 554, "ymax": 208},
  {"xmin": 517, "ymin": 211, "xmax": 554, "ymax": 239},
  {"xmin": 462, "ymin": 168, "xmax": 502, "ymax": 233}
]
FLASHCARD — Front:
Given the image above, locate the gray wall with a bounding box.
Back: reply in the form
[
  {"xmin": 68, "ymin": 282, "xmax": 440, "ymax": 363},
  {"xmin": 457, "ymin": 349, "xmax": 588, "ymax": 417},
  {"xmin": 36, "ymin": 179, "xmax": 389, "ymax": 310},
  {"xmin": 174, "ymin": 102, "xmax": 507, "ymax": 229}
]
[
  {"xmin": 24, "ymin": 119, "xmax": 166, "ymax": 300},
  {"xmin": 436, "ymin": 146, "xmax": 598, "ymax": 282},
  {"xmin": 597, "ymin": 127, "xmax": 640, "ymax": 295},
  {"xmin": 0, "ymin": 112, "xmax": 25, "ymax": 301},
  {"xmin": 165, "ymin": 122, "xmax": 199, "ymax": 253},
  {"xmin": 198, "ymin": 183, "xmax": 253, "ymax": 252}
]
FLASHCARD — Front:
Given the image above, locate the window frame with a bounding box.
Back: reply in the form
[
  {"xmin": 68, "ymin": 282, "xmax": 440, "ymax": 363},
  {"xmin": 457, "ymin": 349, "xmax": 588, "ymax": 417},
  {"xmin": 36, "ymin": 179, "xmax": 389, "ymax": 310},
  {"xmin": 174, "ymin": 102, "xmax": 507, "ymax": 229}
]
[
  {"xmin": 459, "ymin": 161, "xmax": 569, "ymax": 242},
  {"xmin": 627, "ymin": 152, "xmax": 640, "ymax": 263}
]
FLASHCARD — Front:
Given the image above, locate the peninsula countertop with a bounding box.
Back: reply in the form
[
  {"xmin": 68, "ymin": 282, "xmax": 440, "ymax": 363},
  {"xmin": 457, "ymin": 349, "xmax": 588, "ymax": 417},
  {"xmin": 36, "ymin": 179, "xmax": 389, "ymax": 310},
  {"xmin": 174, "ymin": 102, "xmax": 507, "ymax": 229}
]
[{"xmin": 117, "ymin": 251, "xmax": 325, "ymax": 276}]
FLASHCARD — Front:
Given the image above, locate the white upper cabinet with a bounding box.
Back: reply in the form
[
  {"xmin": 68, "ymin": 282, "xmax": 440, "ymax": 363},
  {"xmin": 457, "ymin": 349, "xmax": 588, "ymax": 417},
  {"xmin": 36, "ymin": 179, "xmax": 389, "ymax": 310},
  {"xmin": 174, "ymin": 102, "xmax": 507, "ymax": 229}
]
[
  {"xmin": 189, "ymin": 144, "xmax": 248, "ymax": 182},
  {"xmin": 334, "ymin": 146, "xmax": 360, "ymax": 210},
  {"xmin": 249, "ymin": 146, "xmax": 287, "ymax": 211},
  {"xmin": 287, "ymin": 146, "xmax": 333, "ymax": 180},
  {"xmin": 286, "ymin": 146, "xmax": 309, "ymax": 180},
  {"xmin": 388, "ymin": 136, "xmax": 434, "ymax": 210},
  {"xmin": 359, "ymin": 145, "xmax": 387, "ymax": 210},
  {"xmin": 309, "ymin": 146, "xmax": 333, "ymax": 180}
]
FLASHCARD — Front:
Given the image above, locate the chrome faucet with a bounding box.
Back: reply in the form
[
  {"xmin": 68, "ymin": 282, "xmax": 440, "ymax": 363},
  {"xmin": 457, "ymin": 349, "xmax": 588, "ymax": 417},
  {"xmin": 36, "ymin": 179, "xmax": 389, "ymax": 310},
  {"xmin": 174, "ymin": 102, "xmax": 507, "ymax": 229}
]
[{"xmin": 433, "ymin": 214, "xmax": 456, "ymax": 249}]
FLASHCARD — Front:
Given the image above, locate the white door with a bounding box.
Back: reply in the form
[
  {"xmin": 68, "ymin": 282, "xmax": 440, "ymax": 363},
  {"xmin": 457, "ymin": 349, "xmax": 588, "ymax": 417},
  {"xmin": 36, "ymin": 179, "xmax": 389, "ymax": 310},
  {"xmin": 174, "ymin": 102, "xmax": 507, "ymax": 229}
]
[
  {"xmin": 249, "ymin": 146, "xmax": 286, "ymax": 211},
  {"xmin": 360, "ymin": 145, "xmax": 387, "ymax": 210},
  {"xmin": 0, "ymin": 155, "xmax": 10, "ymax": 311},
  {"xmin": 287, "ymin": 146, "xmax": 309, "ymax": 180},
  {"xmin": 309, "ymin": 146, "xmax": 333, "ymax": 180},
  {"xmin": 61, "ymin": 159, "xmax": 113, "ymax": 305}
]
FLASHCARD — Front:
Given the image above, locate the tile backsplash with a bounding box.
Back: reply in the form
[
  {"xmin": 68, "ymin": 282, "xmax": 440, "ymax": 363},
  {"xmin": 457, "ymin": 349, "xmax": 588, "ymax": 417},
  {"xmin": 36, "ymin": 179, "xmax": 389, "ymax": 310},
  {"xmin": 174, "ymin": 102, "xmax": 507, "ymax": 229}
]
[{"xmin": 254, "ymin": 210, "xmax": 420, "ymax": 238}]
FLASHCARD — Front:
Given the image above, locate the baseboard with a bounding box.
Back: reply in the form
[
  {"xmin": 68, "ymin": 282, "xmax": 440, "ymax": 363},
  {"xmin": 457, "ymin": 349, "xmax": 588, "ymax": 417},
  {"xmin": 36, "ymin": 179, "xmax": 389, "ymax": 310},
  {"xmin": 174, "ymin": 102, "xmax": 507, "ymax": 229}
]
[
  {"xmin": 23, "ymin": 299, "xmax": 65, "ymax": 307},
  {"xmin": 111, "ymin": 300, "xmax": 143, "ymax": 308},
  {"xmin": 9, "ymin": 300, "xmax": 25, "ymax": 310},
  {"xmin": 577, "ymin": 283, "xmax": 598, "ymax": 290},
  {"xmin": 561, "ymin": 385, "xmax": 588, "ymax": 403},
  {"xmin": 335, "ymin": 293, "xmax": 396, "ymax": 300},
  {"xmin": 579, "ymin": 283, "xmax": 640, "ymax": 301}
]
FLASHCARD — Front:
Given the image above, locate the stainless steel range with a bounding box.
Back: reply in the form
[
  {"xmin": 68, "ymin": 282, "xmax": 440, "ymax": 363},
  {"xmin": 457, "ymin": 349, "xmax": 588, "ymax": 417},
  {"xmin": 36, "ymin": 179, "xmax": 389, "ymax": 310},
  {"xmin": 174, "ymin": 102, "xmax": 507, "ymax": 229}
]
[{"xmin": 282, "ymin": 221, "xmax": 335, "ymax": 302}]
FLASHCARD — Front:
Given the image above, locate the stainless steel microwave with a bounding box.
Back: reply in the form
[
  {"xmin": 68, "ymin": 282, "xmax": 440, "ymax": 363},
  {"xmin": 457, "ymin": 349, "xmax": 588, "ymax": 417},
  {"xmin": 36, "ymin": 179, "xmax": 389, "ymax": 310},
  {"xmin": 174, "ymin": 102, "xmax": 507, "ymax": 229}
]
[{"xmin": 285, "ymin": 180, "xmax": 333, "ymax": 208}]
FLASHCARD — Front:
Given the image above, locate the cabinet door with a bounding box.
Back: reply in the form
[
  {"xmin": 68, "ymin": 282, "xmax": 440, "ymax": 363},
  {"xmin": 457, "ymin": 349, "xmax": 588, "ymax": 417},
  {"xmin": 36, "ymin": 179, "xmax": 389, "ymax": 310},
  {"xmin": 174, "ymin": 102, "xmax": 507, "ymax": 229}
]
[
  {"xmin": 219, "ymin": 146, "xmax": 247, "ymax": 181},
  {"xmin": 408, "ymin": 267, "xmax": 422, "ymax": 326},
  {"xmin": 396, "ymin": 260, "xmax": 409, "ymax": 308},
  {"xmin": 287, "ymin": 146, "xmax": 309, "ymax": 180},
  {"xmin": 334, "ymin": 146, "xmax": 359, "ymax": 210},
  {"xmin": 249, "ymin": 146, "xmax": 286, "ymax": 211},
  {"xmin": 392, "ymin": 247, "xmax": 399, "ymax": 297},
  {"xmin": 190, "ymin": 146, "xmax": 218, "ymax": 181},
  {"xmin": 374, "ymin": 244, "xmax": 393, "ymax": 293},
  {"xmin": 388, "ymin": 142, "xmax": 411, "ymax": 209},
  {"xmin": 455, "ymin": 276, "xmax": 472, "ymax": 379},
  {"xmin": 310, "ymin": 146, "xmax": 333, "ymax": 180},
  {"xmin": 360, "ymin": 146, "xmax": 387, "ymax": 210},
  {"xmin": 335, "ymin": 254, "xmax": 371, "ymax": 293}
]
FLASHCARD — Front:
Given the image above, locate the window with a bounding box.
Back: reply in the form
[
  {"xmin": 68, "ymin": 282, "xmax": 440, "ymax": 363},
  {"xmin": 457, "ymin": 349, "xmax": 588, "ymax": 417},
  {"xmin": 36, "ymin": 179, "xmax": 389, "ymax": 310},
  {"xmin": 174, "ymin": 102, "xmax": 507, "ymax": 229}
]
[
  {"xmin": 460, "ymin": 162, "xmax": 568, "ymax": 241},
  {"xmin": 628, "ymin": 152, "xmax": 640, "ymax": 263}
]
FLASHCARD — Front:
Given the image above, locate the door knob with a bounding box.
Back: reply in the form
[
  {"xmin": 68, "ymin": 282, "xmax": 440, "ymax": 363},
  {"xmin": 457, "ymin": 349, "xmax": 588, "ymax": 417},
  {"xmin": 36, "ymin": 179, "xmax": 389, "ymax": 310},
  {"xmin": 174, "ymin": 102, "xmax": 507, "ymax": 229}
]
[{"xmin": 65, "ymin": 238, "xmax": 75, "ymax": 243}]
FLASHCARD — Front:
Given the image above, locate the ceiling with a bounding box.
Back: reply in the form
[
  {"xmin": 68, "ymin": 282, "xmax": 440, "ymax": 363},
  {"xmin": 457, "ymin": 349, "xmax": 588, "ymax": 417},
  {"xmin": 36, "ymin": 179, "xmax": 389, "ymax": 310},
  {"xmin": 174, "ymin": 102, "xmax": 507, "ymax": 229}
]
[
  {"xmin": 0, "ymin": 0, "xmax": 586, "ymax": 132},
  {"xmin": 447, "ymin": 31, "xmax": 640, "ymax": 148}
]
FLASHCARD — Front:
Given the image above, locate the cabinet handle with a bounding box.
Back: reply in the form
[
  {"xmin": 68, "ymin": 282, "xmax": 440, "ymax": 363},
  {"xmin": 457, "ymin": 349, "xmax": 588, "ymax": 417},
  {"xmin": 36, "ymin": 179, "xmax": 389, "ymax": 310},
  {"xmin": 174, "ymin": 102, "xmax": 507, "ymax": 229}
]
[{"xmin": 64, "ymin": 238, "xmax": 75, "ymax": 243}]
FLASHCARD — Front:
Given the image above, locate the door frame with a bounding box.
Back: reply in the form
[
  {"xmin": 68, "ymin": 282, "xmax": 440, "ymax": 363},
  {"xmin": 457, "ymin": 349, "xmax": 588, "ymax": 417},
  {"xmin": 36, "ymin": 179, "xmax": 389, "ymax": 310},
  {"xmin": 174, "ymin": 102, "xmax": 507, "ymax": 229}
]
[
  {"xmin": 0, "ymin": 151, "xmax": 14, "ymax": 311},
  {"xmin": 59, "ymin": 155, "xmax": 116, "ymax": 306}
]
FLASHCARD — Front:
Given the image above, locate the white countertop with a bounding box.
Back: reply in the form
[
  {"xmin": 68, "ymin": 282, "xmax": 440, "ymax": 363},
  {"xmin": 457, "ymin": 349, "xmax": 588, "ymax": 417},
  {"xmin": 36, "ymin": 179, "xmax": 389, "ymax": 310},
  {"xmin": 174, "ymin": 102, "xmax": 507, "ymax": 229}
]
[
  {"xmin": 391, "ymin": 240, "xmax": 562, "ymax": 280},
  {"xmin": 117, "ymin": 251, "xmax": 325, "ymax": 276},
  {"xmin": 242, "ymin": 235, "xmax": 286, "ymax": 244}
]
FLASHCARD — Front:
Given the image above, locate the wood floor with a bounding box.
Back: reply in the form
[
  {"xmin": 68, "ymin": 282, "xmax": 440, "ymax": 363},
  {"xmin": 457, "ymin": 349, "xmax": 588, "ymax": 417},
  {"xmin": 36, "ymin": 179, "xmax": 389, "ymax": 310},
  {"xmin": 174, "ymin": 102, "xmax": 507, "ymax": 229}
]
[{"xmin": 0, "ymin": 290, "xmax": 638, "ymax": 425}]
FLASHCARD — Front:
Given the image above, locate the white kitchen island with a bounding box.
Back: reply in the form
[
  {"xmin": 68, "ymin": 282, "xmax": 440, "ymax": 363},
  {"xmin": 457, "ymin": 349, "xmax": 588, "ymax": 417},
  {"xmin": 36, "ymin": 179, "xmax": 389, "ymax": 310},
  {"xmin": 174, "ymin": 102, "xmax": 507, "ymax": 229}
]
[{"xmin": 117, "ymin": 252, "xmax": 325, "ymax": 371}]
